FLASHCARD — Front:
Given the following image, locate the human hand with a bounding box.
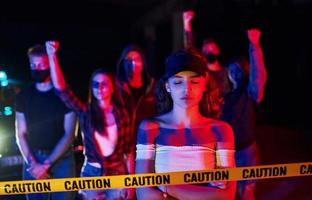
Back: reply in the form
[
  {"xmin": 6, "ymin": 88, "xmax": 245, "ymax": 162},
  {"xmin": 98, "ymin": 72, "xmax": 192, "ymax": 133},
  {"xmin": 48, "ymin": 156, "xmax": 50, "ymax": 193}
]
[
  {"xmin": 183, "ymin": 10, "xmax": 195, "ymax": 32},
  {"xmin": 183, "ymin": 10, "xmax": 194, "ymax": 22},
  {"xmin": 27, "ymin": 163, "xmax": 50, "ymax": 179},
  {"xmin": 45, "ymin": 40, "xmax": 60, "ymax": 55},
  {"xmin": 247, "ymin": 28, "xmax": 261, "ymax": 45},
  {"xmin": 209, "ymin": 181, "xmax": 227, "ymax": 189}
]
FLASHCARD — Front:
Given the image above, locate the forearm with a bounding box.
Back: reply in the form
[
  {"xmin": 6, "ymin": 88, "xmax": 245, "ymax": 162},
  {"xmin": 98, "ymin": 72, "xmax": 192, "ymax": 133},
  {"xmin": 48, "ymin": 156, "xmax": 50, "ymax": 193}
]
[
  {"xmin": 45, "ymin": 111, "xmax": 76, "ymax": 165},
  {"xmin": 16, "ymin": 134, "xmax": 36, "ymax": 165},
  {"xmin": 15, "ymin": 113, "xmax": 36, "ymax": 165},
  {"xmin": 17, "ymin": 135, "xmax": 50, "ymax": 179},
  {"xmin": 55, "ymin": 87, "xmax": 86, "ymax": 114},
  {"xmin": 126, "ymin": 151, "xmax": 135, "ymax": 174},
  {"xmin": 249, "ymin": 43, "xmax": 267, "ymax": 81},
  {"xmin": 247, "ymin": 29, "xmax": 267, "ymax": 88},
  {"xmin": 48, "ymin": 53, "xmax": 66, "ymax": 90},
  {"xmin": 182, "ymin": 11, "xmax": 195, "ymax": 49},
  {"xmin": 184, "ymin": 30, "xmax": 195, "ymax": 49},
  {"xmin": 249, "ymin": 43, "xmax": 267, "ymax": 103},
  {"xmin": 44, "ymin": 134, "xmax": 74, "ymax": 165},
  {"xmin": 249, "ymin": 44, "xmax": 267, "ymax": 85}
]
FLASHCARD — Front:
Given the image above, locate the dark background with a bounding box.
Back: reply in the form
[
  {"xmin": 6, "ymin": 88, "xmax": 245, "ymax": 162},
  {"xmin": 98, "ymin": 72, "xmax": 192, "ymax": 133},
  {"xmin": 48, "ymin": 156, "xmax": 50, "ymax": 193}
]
[
  {"xmin": 1, "ymin": 0, "xmax": 311, "ymax": 127},
  {"xmin": 0, "ymin": 0, "xmax": 312, "ymax": 199}
]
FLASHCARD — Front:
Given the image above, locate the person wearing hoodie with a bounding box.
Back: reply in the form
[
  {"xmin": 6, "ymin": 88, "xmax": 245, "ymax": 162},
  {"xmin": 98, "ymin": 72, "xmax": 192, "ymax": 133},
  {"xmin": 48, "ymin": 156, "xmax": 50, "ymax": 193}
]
[{"xmin": 116, "ymin": 44, "xmax": 157, "ymax": 151}]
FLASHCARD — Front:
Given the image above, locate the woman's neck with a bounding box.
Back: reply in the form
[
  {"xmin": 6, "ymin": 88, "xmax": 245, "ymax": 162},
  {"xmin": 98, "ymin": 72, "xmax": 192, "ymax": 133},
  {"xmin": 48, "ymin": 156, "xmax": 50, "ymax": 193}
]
[
  {"xmin": 171, "ymin": 105, "xmax": 202, "ymax": 128},
  {"xmin": 98, "ymin": 101, "xmax": 113, "ymax": 113},
  {"xmin": 129, "ymin": 73, "xmax": 143, "ymax": 88}
]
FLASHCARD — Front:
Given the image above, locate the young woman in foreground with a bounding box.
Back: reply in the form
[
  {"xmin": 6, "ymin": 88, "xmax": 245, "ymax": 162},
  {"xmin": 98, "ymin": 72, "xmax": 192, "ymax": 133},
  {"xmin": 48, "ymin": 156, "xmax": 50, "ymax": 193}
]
[{"xmin": 136, "ymin": 49, "xmax": 236, "ymax": 200}]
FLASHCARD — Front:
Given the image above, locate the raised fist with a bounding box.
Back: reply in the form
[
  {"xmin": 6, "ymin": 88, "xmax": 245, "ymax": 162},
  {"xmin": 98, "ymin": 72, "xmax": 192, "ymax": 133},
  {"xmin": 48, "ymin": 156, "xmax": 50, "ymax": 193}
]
[
  {"xmin": 45, "ymin": 40, "xmax": 60, "ymax": 55},
  {"xmin": 183, "ymin": 10, "xmax": 195, "ymax": 32},
  {"xmin": 247, "ymin": 29, "xmax": 261, "ymax": 45},
  {"xmin": 183, "ymin": 10, "xmax": 195, "ymax": 23}
]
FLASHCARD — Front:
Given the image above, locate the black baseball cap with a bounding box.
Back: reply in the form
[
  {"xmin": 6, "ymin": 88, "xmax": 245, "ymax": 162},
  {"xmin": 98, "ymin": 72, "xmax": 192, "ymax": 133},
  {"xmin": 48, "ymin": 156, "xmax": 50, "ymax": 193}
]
[{"xmin": 164, "ymin": 48, "xmax": 207, "ymax": 78}]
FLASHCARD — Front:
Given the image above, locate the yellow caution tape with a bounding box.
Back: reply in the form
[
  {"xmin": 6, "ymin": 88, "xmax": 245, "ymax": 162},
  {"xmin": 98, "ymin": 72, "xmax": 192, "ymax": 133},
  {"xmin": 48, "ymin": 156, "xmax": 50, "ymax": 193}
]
[{"xmin": 0, "ymin": 162, "xmax": 311, "ymax": 195}]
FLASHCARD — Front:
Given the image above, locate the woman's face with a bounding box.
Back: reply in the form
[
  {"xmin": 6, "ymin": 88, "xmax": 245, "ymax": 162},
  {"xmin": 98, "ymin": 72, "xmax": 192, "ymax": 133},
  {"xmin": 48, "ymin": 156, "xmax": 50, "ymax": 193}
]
[
  {"xmin": 92, "ymin": 73, "xmax": 114, "ymax": 102},
  {"xmin": 166, "ymin": 71, "xmax": 207, "ymax": 109},
  {"xmin": 126, "ymin": 51, "xmax": 143, "ymax": 74}
]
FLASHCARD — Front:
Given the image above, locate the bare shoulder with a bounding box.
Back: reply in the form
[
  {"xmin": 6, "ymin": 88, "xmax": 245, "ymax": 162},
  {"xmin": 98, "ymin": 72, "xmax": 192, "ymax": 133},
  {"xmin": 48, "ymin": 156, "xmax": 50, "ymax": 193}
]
[
  {"xmin": 138, "ymin": 117, "xmax": 161, "ymax": 131},
  {"xmin": 207, "ymin": 118, "xmax": 234, "ymax": 142},
  {"xmin": 211, "ymin": 119, "xmax": 232, "ymax": 131},
  {"xmin": 137, "ymin": 117, "xmax": 162, "ymax": 143},
  {"xmin": 201, "ymin": 117, "xmax": 231, "ymax": 129},
  {"xmin": 140, "ymin": 112, "xmax": 175, "ymax": 129}
]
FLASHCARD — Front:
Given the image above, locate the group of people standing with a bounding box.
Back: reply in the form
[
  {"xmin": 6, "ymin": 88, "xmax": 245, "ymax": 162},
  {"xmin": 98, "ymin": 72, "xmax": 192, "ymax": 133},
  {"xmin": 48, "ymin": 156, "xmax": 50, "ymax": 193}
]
[{"xmin": 15, "ymin": 10, "xmax": 267, "ymax": 200}]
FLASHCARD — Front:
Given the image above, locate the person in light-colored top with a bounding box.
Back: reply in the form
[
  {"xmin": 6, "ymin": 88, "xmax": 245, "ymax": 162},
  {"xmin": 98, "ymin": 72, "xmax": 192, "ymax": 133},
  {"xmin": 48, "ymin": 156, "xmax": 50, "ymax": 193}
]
[{"xmin": 136, "ymin": 48, "xmax": 236, "ymax": 200}]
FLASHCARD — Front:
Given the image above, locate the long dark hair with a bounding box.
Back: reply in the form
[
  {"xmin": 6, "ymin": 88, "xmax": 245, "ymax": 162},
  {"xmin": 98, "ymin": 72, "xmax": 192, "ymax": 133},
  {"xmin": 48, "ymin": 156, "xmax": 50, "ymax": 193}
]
[
  {"xmin": 89, "ymin": 68, "xmax": 124, "ymax": 133},
  {"xmin": 155, "ymin": 73, "xmax": 223, "ymax": 119},
  {"xmin": 116, "ymin": 44, "xmax": 152, "ymax": 88},
  {"xmin": 227, "ymin": 56, "xmax": 250, "ymax": 89}
]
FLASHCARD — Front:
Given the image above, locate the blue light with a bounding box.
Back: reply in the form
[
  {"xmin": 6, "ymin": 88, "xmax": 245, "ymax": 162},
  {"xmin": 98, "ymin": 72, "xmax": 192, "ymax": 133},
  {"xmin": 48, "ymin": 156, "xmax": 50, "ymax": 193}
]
[
  {"xmin": 1, "ymin": 80, "xmax": 8, "ymax": 87},
  {"xmin": 0, "ymin": 71, "xmax": 7, "ymax": 81},
  {"xmin": 4, "ymin": 106, "xmax": 13, "ymax": 116},
  {"xmin": 0, "ymin": 70, "xmax": 8, "ymax": 87}
]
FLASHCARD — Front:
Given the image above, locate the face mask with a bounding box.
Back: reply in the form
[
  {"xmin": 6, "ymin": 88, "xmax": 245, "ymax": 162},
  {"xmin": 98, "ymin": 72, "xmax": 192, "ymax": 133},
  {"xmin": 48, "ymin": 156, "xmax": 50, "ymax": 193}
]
[
  {"xmin": 31, "ymin": 69, "xmax": 50, "ymax": 82},
  {"xmin": 205, "ymin": 54, "xmax": 219, "ymax": 64}
]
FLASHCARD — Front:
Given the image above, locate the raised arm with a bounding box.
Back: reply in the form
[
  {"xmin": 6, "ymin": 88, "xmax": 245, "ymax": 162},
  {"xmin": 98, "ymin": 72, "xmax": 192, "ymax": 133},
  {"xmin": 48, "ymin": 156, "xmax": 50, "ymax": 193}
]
[
  {"xmin": 46, "ymin": 41, "xmax": 66, "ymax": 90},
  {"xmin": 45, "ymin": 41, "xmax": 86, "ymax": 113},
  {"xmin": 183, "ymin": 10, "xmax": 195, "ymax": 49},
  {"xmin": 247, "ymin": 28, "xmax": 268, "ymax": 103}
]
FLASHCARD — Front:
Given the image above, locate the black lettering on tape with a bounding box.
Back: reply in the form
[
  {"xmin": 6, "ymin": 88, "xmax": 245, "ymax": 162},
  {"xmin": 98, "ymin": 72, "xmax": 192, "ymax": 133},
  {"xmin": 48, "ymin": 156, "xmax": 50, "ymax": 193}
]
[
  {"xmin": 300, "ymin": 164, "xmax": 312, "ymax": 175},
  {"xmin": 3, "ymin": 182, "xmax": 51, "ymax": 194},
  {"xmin": 124, "ymin": 175, "xmax": 170, "ymax": 187},
  {"xmin": 184, "ymin": 171, "xmax": 229, "ymax": 183},
  {"xmin": 64, "ymin": 178, "xmax": 111, "ymax": 190},
  {"xmin": 242, "ymin": 167, "xmax": 287, "ymax": 179}
]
